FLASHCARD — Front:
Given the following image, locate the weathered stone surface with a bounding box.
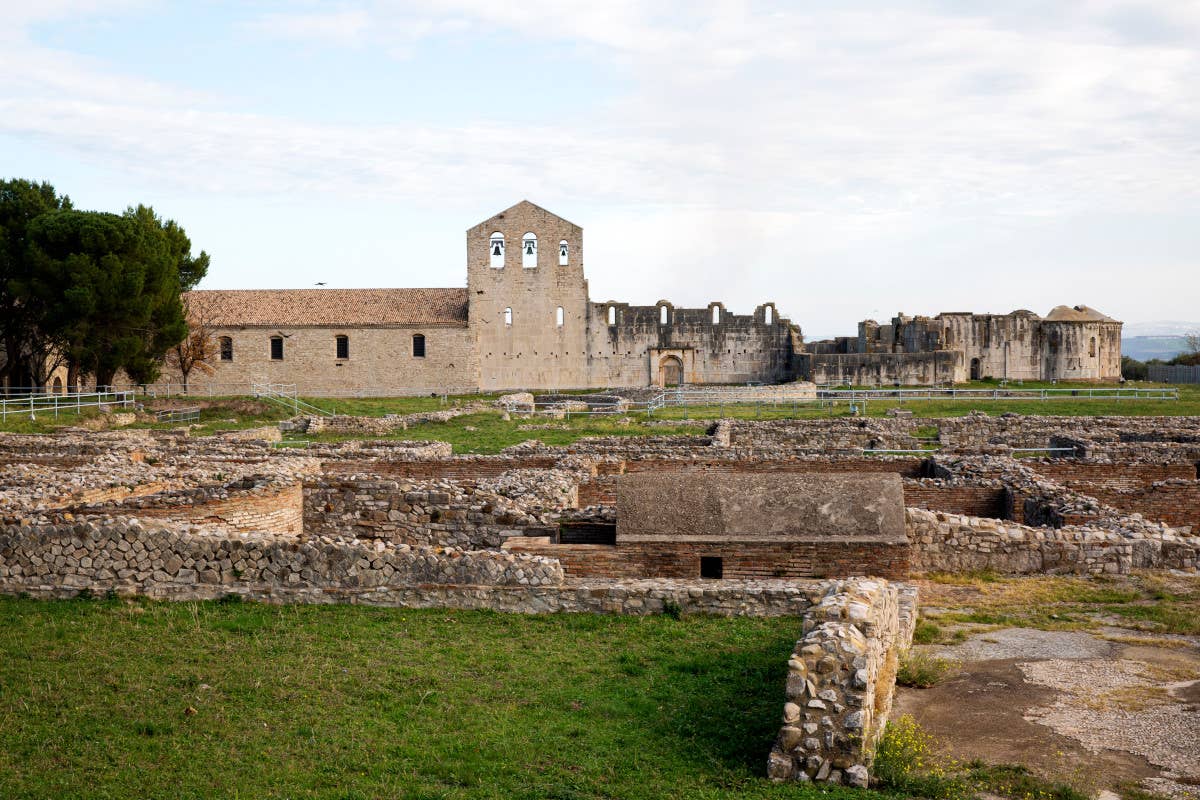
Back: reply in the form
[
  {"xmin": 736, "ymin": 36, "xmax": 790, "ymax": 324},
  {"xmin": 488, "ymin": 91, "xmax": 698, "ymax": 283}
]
[{"xmin": 616, "ymin": 473, "xmax": 907, "ymax": 543}]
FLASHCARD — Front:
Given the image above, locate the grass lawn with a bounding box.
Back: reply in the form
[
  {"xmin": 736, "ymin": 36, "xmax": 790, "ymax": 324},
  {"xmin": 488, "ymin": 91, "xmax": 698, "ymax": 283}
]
[{"xmin": 0, "ymin": 596, "xmax": 878, "ymax": 800}]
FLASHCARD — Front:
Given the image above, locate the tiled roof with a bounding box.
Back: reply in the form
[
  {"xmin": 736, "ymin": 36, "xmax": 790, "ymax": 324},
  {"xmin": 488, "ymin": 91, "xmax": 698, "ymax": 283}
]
[{"xmin": 185, "ymin": 288, "xmax": 469, "ymax": 327}]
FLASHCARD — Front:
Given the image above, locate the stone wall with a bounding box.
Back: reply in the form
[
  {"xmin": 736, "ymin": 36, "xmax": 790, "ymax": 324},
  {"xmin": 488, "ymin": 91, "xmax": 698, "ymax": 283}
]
[
  {"xmin": 0, "ymin": 515, "xmax": 822, "ymax": 617},
  {"xmin": 768, "ymin": 578, "xmax": 918, "ymax": 787},
  {"xmin": 0, "ymin": 517, "xmax": 564, "ymax": 596},
  {"xmin": 171, "ymin": 325, "xmax": 480, "ymax": 396},
  {"xmin": 67, "ymin": 481, "xmax": 304, "ymax": 535},
  {"xmin": 587, "ymin": 300, "xmax": 800, "ymax": 387},
  {"xmin": 905, "ymin": 507, "xmax": 1200, "ymax": 574}
]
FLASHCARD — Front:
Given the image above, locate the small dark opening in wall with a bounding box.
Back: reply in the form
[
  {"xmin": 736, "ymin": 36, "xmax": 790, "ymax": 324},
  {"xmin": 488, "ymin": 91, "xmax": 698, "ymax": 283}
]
[{"xmin": 700, "ymin": 556, "xmax": 723, "ymax": 579}]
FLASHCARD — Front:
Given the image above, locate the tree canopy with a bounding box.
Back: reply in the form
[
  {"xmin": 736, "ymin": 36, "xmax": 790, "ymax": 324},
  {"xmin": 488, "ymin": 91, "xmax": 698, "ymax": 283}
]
[{"xmin": 0, "ymin": 178, "xmax": 208, "ymax": 390}]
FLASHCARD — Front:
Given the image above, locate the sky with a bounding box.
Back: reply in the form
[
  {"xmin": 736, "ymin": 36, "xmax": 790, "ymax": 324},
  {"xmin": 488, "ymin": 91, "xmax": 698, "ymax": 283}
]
[{"xmin": 2, "ymin": 1, "xmax": 1199, "ymax": 338}]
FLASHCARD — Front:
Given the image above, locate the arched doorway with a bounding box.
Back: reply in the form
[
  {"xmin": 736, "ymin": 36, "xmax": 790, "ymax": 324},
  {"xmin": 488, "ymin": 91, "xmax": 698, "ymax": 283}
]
[
  {"xmin": 659, "ymin": 356, "xmax": 683, "ymax": 387},
  {"xmin": 969, "ymin": 358, "xmax": 981, "ymax": 381},
  {"xmin": 52, "ymin": 376, "xmax": 63, "ymax": 395}
]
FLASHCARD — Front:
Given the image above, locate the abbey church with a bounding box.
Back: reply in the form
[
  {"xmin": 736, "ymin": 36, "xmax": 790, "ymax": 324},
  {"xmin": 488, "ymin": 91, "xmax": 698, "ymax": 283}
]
[{"xmin": 177, "ymin": 201, "xmax": 1122, "ymax": 395}]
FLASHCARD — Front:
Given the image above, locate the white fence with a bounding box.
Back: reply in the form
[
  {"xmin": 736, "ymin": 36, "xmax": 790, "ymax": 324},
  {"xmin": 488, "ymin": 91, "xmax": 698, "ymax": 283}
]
[{"xmin": 0, "ymin": 391, "xmax": 134, "ymax": 421}]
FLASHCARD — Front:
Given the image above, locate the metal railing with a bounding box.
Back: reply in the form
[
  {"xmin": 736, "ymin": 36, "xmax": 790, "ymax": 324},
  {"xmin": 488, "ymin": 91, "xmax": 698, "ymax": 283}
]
[
  {"xmin": 154, "ymin": 406, "xmax": 201, "ymax": 423},
  {"xmin": 0, "ymin": 391, "xmax": 134, "ymax": 421},
  {"xmin": 644, "ymin": 388, "xmax": 864, "ymax": 417},
  {"xmin": 817, "ymin": 387, "xmax": 1178, "ymax": 401},
  {"xmin": 250, "ymin": 383, "xmax": 334, "ymax": 417}
]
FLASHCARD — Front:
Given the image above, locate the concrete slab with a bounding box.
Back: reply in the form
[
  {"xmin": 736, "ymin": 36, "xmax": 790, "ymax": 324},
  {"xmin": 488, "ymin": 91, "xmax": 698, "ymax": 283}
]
[{"xmin": 615, "ymin": 472, "xmax": 906, "ymax": 542}]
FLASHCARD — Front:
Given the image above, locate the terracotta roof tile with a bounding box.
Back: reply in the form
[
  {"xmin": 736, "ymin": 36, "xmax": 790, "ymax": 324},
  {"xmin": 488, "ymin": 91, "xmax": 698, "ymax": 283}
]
[{"xmin": 185, "ymin": 288, "xmax": 468, "ymax": 327}]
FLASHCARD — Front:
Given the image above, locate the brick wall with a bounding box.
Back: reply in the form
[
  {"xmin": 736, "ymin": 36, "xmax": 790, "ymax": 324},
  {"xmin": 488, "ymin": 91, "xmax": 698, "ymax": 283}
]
[
  {"xmin": 1031, "ymin": 462, "xmax": 1195, "ymax": 490},
  {"xmin": 77, "ymin": 483, "xmax": 303, "ymax": 535},
  {"xmin": 507, "ymin": 539, "xmax": 911, "ymax": 580},
  {"xmin": 902, "ymin": 485, "xmax": 1008, "ymax": 519},
  {"xmin": 1078, "ymin": 483, "xmax": 1200, "ymax": 531}
]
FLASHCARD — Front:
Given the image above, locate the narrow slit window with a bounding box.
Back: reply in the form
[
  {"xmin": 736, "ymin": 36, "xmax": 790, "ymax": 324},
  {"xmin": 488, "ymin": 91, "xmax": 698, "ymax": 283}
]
[
  {"xmin": 556, "ymin": 306, "xmax": 564, "ymax": 327},
  {"xmin": 335, "ymin": 335, "xmax": 349, "ymax": 359},
  {"xmin": 607, "ymin": 305, "xmax": 616, "ymax": 325},
  {"xmin": 764, "ymin": 306, "xmax": 773, "ymax": 324},
  {"xmin": 270, "ymin": 336, "xmax": 284, "ymax": 361},
  {"xmin": 504, "ymin": 307, "xmax": 513, "ymax": 326},
  {"xmin": 712, "ymin": 306, "xmax": 720, "ymax": 324},
  {"xmin": 412, "ymin": 333, "xmax": 425, "ymax": 358},
  {"xmin": 660, "ymin": 305, "xmax": 669, "ymax": 325},
  {"xmin": 219, "ymin": 336, "xmax": 233, "ymax": 361}
]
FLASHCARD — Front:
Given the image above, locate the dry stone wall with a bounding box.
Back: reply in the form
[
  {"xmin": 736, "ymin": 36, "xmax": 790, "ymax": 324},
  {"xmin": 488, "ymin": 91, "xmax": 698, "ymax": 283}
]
[{"xmin": 768, "ymin": 577, "xmax": 918, "ymax": 787}]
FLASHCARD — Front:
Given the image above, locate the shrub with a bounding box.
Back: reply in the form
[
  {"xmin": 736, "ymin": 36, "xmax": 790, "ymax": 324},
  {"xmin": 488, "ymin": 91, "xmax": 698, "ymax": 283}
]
[{"xmin": 897, "ymin": 650, "xmax": 958, "ymax": 688}]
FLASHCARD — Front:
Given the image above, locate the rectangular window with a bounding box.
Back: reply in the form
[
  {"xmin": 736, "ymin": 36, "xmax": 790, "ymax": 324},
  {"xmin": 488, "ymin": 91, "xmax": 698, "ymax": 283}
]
[
  {"xmin": 270, "ymin": 337, "xmax": 284, "ymax": 361},
  {"xmin": 336, "ymin": 335, "xmax": 349, "ymax": 359},
  {"xmin": 219, "ymin": 337, "xmax": 233, "ymax": 361},
  {"xmin": 700, "ymin": 556, "xmax": 723, "ymax": 579}
]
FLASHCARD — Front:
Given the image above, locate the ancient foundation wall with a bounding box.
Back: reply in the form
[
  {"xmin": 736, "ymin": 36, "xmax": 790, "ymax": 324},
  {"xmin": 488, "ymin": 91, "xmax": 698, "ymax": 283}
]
[
  {"xmin": 302, "ymin": 479, "xmax": 543, "ymax": 549},
  {"xmin": 905, "ymin": 507, "xmax": 1200, "ymax": 574},
  {"xmin": 0, "ymin": 517, "xmax": 820, "ymax": 617},
  {"xmin": 68, "ymin": 482, "xmax": 304, "ymax": 535},
  {"xmin": 768, "ymin": 578, "xmax": 918, "ymax": 787}
]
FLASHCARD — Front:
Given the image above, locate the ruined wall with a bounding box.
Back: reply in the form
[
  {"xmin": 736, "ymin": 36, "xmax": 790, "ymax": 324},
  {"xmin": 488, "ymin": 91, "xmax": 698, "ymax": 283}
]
[
  {"xmin": 586, "ymin": 301, "xmax": 799, "ymax": 387},
  {"xmin": 905, "ymin": 507, "xmax": 1200, "ymax": 574},
  {"xmin": 768, "ymin": 578, "xmax": 918, "ymax": 787},
  {"xmin": 74, "ymin": 482, "xmax": 305, "ymax": 535},
  {"xmin": 801, "ymin": 351, "xmax": 958, "ymax": 386},
  {"xmin": 0, "ymin": 516, "xmax": 822, "ymax": 617},
  {"xmin": 171, "ymin": 325, "xmax": 479, "ymax": 396}
]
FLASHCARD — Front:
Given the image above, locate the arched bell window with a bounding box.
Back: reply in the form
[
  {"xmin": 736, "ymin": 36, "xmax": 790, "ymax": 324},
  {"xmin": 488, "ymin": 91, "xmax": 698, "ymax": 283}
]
[
  {"xmin": 607, "ymin": 305, "xmax": 616, "ymax": 325},
  {"xmin": 522, "ymin": 233, "xmax": 537, "ymax": 268},
  {"xmin": 712, "ymin": 306, "xmax": 721, "ymax": 324},
  {"xmin": 764, "ymin": 305, "xmax": 774, "ymax": 324},
  {"xmin": 489, "ymin": 232, "xmax": 505, "ymax": 268},
  {"xmin": 559, "ymin": 240, "xmax": 569, "ymax": 266},
  {"xmin": 659, "ymin": 305, "xmax": 669, "ymax": 325}
]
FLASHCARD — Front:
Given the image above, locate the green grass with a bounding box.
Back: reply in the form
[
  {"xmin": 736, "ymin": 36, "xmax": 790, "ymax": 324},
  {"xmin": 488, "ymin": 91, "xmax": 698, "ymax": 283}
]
[
  {"xmin": 919, "ymin": 574, "xmax": 1200, "ymax": 636},
  {"xmin": 2, "ymin": 382, "xmax": 1195, "ymax": 438},
  {"xmin": 0, "ymin": 595, "xmax": 894, "ymax": 800},
  {"xmin": 896, "ymin": 650, "xmax": 959, "ymax": 688},
  {"xmin": 296, "ymin": 411, "xmax": 710, "ymax": 454}
]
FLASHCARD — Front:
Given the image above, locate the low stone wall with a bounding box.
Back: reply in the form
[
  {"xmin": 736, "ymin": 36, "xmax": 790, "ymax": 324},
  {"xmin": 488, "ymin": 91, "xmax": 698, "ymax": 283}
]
[
  {"xmin": 0, "ymin": 517, "xmax": 564, "ymax": 596},
  {"xmin": 905, "ymin": 507, "xmax": 1200, "ymax": 574},
  {"xmin": 69, "ymin": 481, "xmax": 304, "ymax": 535},
  {"xmin": 768, "ymin": 577, "xmax": 918, "ymax": 787},
  {"xmin": 303, "ymin": 478, "xmax": 556, "ymax": 549},
  {"xmin": 0, "ymin": 515, "xmax": 823, "ymax": 617},
  {"xmin": 299, "ymin": 407, "xmax": 480, "ymax": 436}
]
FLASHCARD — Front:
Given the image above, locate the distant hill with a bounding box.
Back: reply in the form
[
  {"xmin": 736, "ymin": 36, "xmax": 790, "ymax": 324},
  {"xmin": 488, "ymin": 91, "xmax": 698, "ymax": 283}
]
[{"xmin": 1122, "ymin": 335, "xmax": 1190, "ymax": 361}]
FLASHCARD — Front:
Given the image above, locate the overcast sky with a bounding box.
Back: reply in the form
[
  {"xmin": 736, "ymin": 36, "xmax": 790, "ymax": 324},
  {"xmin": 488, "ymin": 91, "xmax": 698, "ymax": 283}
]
[{"xmin": 3, "ymin": 1, "xmax": 1198, "ymax": 337}]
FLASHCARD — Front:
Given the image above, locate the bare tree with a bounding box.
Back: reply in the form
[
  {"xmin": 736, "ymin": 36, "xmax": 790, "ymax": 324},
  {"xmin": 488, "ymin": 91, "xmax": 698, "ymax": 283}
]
[
  {"xmin": 1186, "ymin": 331, "xmax": 1200, "ymax": 357},
  {"xmin": 165, "ymin": 296, "xmax": 218, "ymax": 393}
]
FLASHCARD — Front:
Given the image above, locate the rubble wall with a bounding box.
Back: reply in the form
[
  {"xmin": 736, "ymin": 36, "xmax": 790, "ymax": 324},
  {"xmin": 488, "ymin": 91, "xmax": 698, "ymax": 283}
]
[{"xmin": 768, "ymin": 578, "xmax": 918, "ymax": 787}]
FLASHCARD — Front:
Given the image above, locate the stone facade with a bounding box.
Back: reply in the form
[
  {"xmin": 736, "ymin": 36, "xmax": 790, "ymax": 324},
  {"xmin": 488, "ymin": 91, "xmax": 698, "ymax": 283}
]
[
  {"xmin": 805, "ymin": 306, "xmax": 1122, "ymax": 385},
  {"xmin": 158, "ymin": 201, "xmax": 1118, "ymax": 394}
]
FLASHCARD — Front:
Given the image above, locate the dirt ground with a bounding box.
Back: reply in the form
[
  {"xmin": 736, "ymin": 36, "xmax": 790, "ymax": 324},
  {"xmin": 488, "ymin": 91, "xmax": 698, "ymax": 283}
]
[{"xmin": 895, "ymin": 627, "xmax": 1200, "ymax": 799}]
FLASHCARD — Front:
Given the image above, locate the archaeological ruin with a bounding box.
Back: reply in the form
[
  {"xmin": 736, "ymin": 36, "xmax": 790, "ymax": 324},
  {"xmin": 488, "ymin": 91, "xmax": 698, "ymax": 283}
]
[
  {"xmin": 160, "ymin": 201, "xmax": 1121, "ymax": 395},
  {"xmin": 2, "ymin": 407, "xmax": 1198, "ymax": 785}
]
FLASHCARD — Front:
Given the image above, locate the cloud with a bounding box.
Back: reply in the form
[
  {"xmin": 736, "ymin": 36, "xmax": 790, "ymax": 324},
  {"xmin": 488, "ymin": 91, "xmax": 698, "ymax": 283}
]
[{"xmin": 3, "ymin": 1, "xmax": 1199, "ymax": 329}]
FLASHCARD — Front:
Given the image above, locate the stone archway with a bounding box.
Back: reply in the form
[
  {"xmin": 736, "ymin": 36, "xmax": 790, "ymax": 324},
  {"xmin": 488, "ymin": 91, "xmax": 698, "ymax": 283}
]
[
  {"xmin": 52, "ymin": 376, "xmax": 63, "ymax": 395},
  {"xmin": 969, "ymin": 358, "xmax": 981, "ymax": 381},
  {"xmin": 659, "ymin": 356, "xmax": 683, "ymax": 387}
]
